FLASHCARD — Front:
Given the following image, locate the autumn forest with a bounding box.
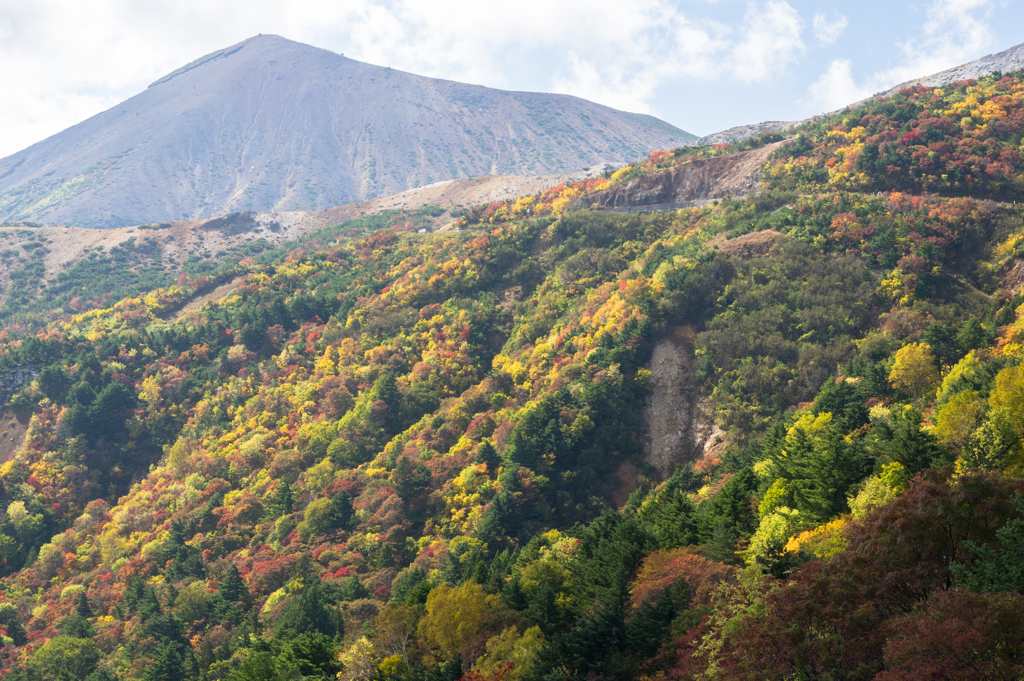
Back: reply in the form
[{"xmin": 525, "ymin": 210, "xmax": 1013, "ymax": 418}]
[{"xmin": 0, "ymin": 71, "xmax": 1023, "ymax": 681}]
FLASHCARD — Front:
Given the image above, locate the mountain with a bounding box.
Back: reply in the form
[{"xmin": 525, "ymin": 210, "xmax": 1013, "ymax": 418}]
[
  {"xmin": 0, "ymin": 35, "xmax": 695, "ymax": 229},
  {"xmin": 1, "ymin": 69, "xmax": 1024, "ymax": 677}
]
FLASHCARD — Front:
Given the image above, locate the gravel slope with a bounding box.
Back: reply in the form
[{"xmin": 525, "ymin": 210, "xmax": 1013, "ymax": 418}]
[{"xmin": 0, "ymin": 35, "xmax": 694, "ymax": 229}]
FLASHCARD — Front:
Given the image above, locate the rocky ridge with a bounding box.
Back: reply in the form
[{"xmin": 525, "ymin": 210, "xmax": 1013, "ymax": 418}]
[{"xmin": 882, "ymin": 41, "xmax": 1024, "ymax": 95}]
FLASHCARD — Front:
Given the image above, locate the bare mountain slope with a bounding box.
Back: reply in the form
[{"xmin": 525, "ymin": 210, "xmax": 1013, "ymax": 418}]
[{"xmin": 0, "ymin": 35, "xmax": 695, "ymax": 229}]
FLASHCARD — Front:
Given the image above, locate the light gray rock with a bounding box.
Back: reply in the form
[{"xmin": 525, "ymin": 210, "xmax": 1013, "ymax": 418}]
[{"xmin": 0, "ymin": 35, "xmax": 695, "ymax": 229}]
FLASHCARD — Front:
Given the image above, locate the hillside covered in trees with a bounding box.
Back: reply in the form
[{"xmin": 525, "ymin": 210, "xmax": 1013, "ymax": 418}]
[{"xmin": 0, "ymin": 72, "xmax": 1022, "ymax": 681}]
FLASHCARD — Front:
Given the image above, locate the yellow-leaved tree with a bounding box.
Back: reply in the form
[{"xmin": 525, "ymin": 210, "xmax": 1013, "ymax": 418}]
[
  {"xmin": 888, "ymin": 342, "xmax": 939, "ymax": 397},
  {"xmin": 418, "ymin": 581, "xmax": 499, "ymax": 664},
  {"xmin": 989, "ymin": 364, "xmax": 1024, "ymax": 436},
  {"xmin": 932, "ymin": 390, "xmax": 985, "ymax": 451},
  {"xmin": 472, "ymin": 626, "xmax": 546, "ymax": 680}
]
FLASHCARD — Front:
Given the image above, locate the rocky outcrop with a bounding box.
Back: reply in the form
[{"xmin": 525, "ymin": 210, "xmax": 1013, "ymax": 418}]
[
  {"xmin": 694, "ymin": 41, "xmax": 1024, "ymax": 148},
  {"xmin": 201, "ymin": 212, "xmax": 282, "ymax": 236},
  {"xmin": 641, "ymin": 327, "xmax": 721, "ymax": 478},
  {"xmin": 999, "ymin": 257, "xmax": 1024, "ymax": 298},
  {"xmin": 578, "ymin": 142, "xmax": 785, "ymax": 211},
  {"xmin": 0, "ymin": 366, "xmax": 37, "ymax": 405},
  {"xmin": 881, "ymin": 41, "xmax": 1024, "ymax": 99}
]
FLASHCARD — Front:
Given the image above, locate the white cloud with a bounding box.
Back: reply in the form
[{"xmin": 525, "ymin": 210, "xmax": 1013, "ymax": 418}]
[
  {"xmin": 812, "ymin": 10, "xmax": 847, "ymax": 46},
  {"xmin": 548, "ymin": 5, "xmax": 732, "ymax": 114},
  {"xmin": 731, "ymin": 1, "xmax": 805, "ymax": 83},
  {"xmin": 804, "ymin": 0, "xmax": 998, "ymax": 114},
  {"xmin": 807, "ymin": 59, "xmax": 872, "ymax": 112},
  {"xmin": 1, "ymin": 0, "xmax": 1011, "ymax": 157},
  {"xmin": 548, "ymin": 1, "xmax": 810, "ymax": 115},
  {"xmin": 879, "ymin": 0, "xmax": 995, "ymax": 84}
]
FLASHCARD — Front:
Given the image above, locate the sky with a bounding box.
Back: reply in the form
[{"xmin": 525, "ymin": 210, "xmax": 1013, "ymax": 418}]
[{"xmin": 0, "ymin": 0, "xmax": 1021, "ymax": 157}]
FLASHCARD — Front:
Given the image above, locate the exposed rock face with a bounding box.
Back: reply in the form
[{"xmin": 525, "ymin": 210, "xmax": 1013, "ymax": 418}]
[
  {"xmin": 999, "ymin": 257, "xmax": 1024, "ymax": 298},
  {"xmin": 579, "ymin": 142, "xmax": 785, "ymax": 211},
  {"xmin": 200, "ymin": 212, "xmax": 281, "ymax": 236},
  {"xmin": 641, "ymin": 327, "xmax": 720, "ymax": 478},
  {"xmin": 0, "ymin": 35, "xmax": 695, "ymax": 229},
  {"xmin": 0, "ymin": 366, "xmax": 37, "ymax": 405}
]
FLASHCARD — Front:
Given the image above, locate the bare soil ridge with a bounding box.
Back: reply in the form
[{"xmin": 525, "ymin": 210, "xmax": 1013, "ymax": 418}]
[
  {"xmin": 695, "ymin": 121, "xmax": 800, "ymax": 146},
  {"xmin": 709, "ymin": 229, "xmax": 781, "ymax": 259}
]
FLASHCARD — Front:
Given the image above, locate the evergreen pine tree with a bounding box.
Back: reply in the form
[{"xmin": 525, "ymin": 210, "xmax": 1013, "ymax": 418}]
[
  {"xmin": 392, "ymin": 457, "xmax": 431, "ymax": 500},
  {"xmin": 696, "ymin": 468, "xmax": 758, "ymax": 542},
  {"xmin": 501, "ymin": 573, "xmax": 528, "ymax": 612},
  {"xmin": 370, "ymin": 372, "xmax": 401, "ymax": 433},
  {"xmin": 75, "ymin": 591, "xmax": 93, "ymax": 618},
  {"xmin": 773, "ymin": 428, "xmax": 869, "ymax": 521},
  {"xmin": 197, "ymin": 636, "xmax": 215, "ymax": 673},
  {"xmin": 329, "ymin": 490, "xmax": 354, "ymax": 530},
  {"xmin": 872, "ymin": 406, "xmax": 952, "ymax": 473},
  {"xmin": 626, "ymin": 589, "xmax": 677, "ymax": 660},
  {"xmin": 5, "ymin": 619, "xmax": 27, "ymax": 647},
  {"xmin": 270, "ymin": 481, "xmax": 294, "ymax": 519},
  {"xmin": 274, "ymin": 581, "xmax": 343, "ymax": 640},
  {"xmin": 391, "ymin": 567, "xmax": 428, "ymax": 604},
  {"xmin": 142, "ymin": 643, "xmax": 191, "ymax": 681},
  {"xmin": 638, "ymin": 470, "xmax": 697, "ymax": 549},
  {"xmin": 703, "ymin": 518, "xmax": 739, "ymax": 564},
  {"xmin": 216, "ymin": 636, "xmax": 233, "ymax": 662},
  {"xmin": 339, "ymin": 576, "xmax": 369, "ymax": 601},
  {"xmin": 473, "ymin": 440, "xmax": 500, "ymax": 471},
  {"xmin": 220, "ymin": 564, "xmax": 246, "ymax": 604},
  {"xmin": 137, "ymin": 587, "xmax": 162, "ymax": 621},
  {"xmin": 957, "ymin": 318, "xmax": 988, "ymax": 355}
]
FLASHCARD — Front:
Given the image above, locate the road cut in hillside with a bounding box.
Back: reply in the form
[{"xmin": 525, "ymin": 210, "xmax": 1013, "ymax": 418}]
[{"xmin": 577, "ymin": 141, "xmax": 787, "ymax": 210}]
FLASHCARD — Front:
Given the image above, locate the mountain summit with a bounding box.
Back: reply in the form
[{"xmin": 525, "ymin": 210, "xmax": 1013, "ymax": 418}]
[{"xmin": 0, "ymin": 35, "xmax": 695, "ymax": 229}]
